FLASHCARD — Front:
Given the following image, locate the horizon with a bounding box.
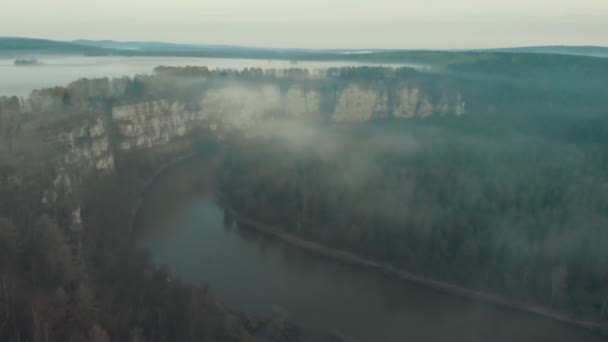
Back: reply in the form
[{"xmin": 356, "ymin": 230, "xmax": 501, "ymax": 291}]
[
  {"xmin": 4, "ymin": 0, "xmax": 608, "ymax": 49},
  {"xmin": 4, "ymin": 36, "xmax": 608, "ymax": 52}
]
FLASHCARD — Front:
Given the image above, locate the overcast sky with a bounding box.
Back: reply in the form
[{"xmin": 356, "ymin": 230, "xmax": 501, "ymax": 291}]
[{"xmin": 3, "ymin": 0, "xmax": 608, "ymax": 48}]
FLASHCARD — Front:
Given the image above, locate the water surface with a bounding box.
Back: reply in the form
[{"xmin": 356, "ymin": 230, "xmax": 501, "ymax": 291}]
[{"xmin": 0, "ymin": 56, "xmax": 423, "ymax": 97}]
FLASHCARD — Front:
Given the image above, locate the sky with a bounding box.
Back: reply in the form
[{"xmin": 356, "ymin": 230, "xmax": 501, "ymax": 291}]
[{"xmin": 3, "ymin": 0, "xmax": 608, "ymax": 49}]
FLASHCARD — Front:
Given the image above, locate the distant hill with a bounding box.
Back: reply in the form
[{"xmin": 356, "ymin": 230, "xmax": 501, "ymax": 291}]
[
  {"xmin": 483, "ymin": 46, "xmax": 608, "ymax": 58},
  {"xmin": 70, "ymin": 40, "xmax": 608, "ymax": 59},
  {"xmin": 0, "ymin": 37, "xmax": 107, "ymax": 55},
  {"xmin": 2, "ymin": 37, "xmax": 608, "ymax": 62},
  {"xmin": 0, "ymin": 37, "xmax": 326, "ymax": 59},
  {"xmin": 71, "ymin": 39, "xmax": 311, "ymax": 53}
]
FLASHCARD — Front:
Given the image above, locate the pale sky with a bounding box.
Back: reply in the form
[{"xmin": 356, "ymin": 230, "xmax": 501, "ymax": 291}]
[{"xmin": 3, "ymin": 0, "xmax": 608, "ymax": 48}]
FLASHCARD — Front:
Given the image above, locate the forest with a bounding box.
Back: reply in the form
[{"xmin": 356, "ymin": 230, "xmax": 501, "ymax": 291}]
[
  {"xmin": 218, "ymin": 114, "xmax": 608, "ymax": 320},
  {"xmin": 0, "ymin": 145, "xmax": 264, "ymax": 341},
  {"xmin": 1, "ymin": 53, "xmax": 608, "ymax": 341}
]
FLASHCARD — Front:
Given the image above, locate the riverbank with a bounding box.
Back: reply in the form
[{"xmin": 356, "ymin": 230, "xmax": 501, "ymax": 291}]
[
  {"xmin": 227, "ymin": 208, "xmax": 608, "ymax": 335},
  {"xmin": 128, "ymin": 151, "xmax": 199, "ymax": 234}
]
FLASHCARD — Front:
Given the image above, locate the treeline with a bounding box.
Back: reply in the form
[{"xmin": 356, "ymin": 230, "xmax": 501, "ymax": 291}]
[
  {"xmin": 218, "ymin": 116, "xmax": 608, "ymax": 321},
  {"xmin": 0, "ymin": 66, "xmax": 451, "ymax": 121},
  {"xmin": 4, "ymin": 53, "xmax": 608, "ymax": 122},
  {"xmin": 446, "ymin": 54, "xmax": 608, "ymax": 117}
]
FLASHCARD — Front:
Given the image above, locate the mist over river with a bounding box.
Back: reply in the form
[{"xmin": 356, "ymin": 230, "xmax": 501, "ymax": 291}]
[
  {"xmin": 0, "ymin": 55, "xmax": 424, "ymax": 97},
  {"xmin": 135, "ymin": 159, "xmax": 605, "ymax": 342}
]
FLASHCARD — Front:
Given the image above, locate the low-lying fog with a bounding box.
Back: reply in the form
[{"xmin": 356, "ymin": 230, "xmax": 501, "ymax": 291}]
[{"xmin": 0, "ymin": 55, "xmax": 426, "ymax": 97}]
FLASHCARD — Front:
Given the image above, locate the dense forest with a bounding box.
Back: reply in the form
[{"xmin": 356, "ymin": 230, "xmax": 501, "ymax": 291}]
[
  {"xmin": 218, "ymin": 116, "xmax": 608, "ymax": 319},
  {"xmin": 2, "ymin": 52, "xmax": 608, "ymax": 340},
  {"xmin": 0, "ymin": 145, "xmax": 265, "ymax": 341},
  {"xmin": 215, "ymin": 55, "xmax": 608, "ymax": 322}
]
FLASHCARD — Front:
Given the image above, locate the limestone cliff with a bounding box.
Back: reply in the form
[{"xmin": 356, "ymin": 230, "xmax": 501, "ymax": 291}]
[
  {"xmin": 40, "ymin": 117, "xmax": 114, "ymax": 231},
  {"xmin": 392, "ymin": 86, "xmax": 465, "ymax": 119},
  {"xmin": 3, "ymin": 69, "xmax": 468, "ymax": 222},
  {"xmin": 333, "ymin": 85, "xmax": 386, "ymax": 122},
  {"xmin": 112, "ymin": 100, "xmax": 209, "ymax": 150},
  {"xmin": 109, "ymin": 81, "xmax": 465, "ymax": 141},
  {"xmin": 56, "ymin": 117, "xmax": 115, "ymax": 171}
]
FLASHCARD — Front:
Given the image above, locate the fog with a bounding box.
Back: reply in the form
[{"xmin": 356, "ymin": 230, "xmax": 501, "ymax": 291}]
[{"xmin": 0, "ymin": 56, "xmax": 422, "ymax": 97}]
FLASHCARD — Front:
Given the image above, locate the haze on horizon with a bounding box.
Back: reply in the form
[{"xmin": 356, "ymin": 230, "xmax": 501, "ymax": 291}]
[{"xmin": 3, "ymin": 0, "xmax": 608, "ymax": 49}]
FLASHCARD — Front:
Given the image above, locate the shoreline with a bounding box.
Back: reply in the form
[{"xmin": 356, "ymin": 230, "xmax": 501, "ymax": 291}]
[
  {"xmin": 228, "ymin": 209, "xmax": 608, "ymax": 335},
  {"xmin": 128, "ymin": 151, "xmax": 198, "ymax": 235}
]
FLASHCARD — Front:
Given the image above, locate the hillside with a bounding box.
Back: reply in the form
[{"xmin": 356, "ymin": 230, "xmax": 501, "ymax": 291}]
[
  {"xmin": 2, "ymin": 37, "xmax": 608, "ymax": 61},
  {"xmin": 485, "ymin": 46, "xmax": 608, "ymax": 58},
  {"xmin": 0, "ymin": 37, "xmax": 108, "ymax": 55}
]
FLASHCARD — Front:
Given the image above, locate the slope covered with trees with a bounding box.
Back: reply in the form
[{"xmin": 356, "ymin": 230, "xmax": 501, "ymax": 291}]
[{"xmin": 218, "ymin": 115, "xmax": 608, "ymax": 322}]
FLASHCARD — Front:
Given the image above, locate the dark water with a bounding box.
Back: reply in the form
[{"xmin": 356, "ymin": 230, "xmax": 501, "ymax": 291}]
[{"xmin": 137, "ymin": 162, "xmax": 606, "ymax": 342}]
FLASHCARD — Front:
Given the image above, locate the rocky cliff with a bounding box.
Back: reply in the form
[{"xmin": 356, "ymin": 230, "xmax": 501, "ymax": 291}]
[
  {"xmin": 2, "ymin": 69, "xmax": 466, "ymax": 271},
  {"xmin": 108, "ymin": 80, "xmax": 465, "ymax": 152},
  {"xmin": 1, "ymin": 68, "xmax": 467, "ymax": 234}
]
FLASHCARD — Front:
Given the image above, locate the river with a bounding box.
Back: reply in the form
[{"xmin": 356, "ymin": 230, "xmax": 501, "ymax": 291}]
[{"xmin": 136, "ymin": 159, "xmax": 606, "ymax": 342}]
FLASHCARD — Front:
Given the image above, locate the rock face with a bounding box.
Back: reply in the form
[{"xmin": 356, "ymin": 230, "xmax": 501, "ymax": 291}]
[
  {"xmin": 39, "ymin": 117, "xmax": 115, "ymax": 231},
  {"xmin": 107, "ymin": 81, "xmax": 465, "ymax": 145},
  {"xmin": 333, "ymin": 85, "xmax": 386, "ymax": 122},
  {"xmin": 392, "ymin": 86, "xmax": 466, "ymax": 119},
  {"xmin": 331, "ymin": 84, "xmax": 464, "ymax": 122},
  {"xmin": 32, "ymin": 78, "xmax": 465, "ymax": 206},
  {"xmin": 393, "ymin": 87, "xmax": 420, "ymax": 118},
  {"xmin": 112, "ymin": 100, "xmax": 208, "ymax": 150},
  {"xmin": 6, "ymin": 76, "xmax": 464, "ymax": 178},
  {"xmin": 7, "ymin": 75, "xmax": 467, "ymax": 223},
  {"xmin": 57, "ymin": 118, "xmax": 115, "ymax": 172}
]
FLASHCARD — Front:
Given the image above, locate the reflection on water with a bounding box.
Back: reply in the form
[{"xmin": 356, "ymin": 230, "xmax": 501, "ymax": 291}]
[
  {"xmin": 0, "ymin": 56, "xmax": 424, "ymax": 97},
  {"xmin": 137, "ymin": 162, "xmax": 605, "ymax": 342}
]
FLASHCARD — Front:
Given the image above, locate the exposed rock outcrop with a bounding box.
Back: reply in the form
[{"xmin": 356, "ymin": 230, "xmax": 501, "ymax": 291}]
[
  {"xmin": 9, "ymin": 72, "xmax": 467, "ymax": 216},
  {"xmin": 333, "ymin": 85, "xmax": 387, "ymax": 122},
  {"xmin": 57, "ymin": 118, "xmax": 115, "ymax": 171},
  {"xmin": 27, "ymin": 76, "xmax": 466, "ymax": 212},
  {"xmin": 112, "ymin": 100, "xmax": 208, "ymax": 150}
]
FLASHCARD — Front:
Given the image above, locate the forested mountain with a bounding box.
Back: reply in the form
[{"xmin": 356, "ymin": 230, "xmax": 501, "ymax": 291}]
[
  {"xmin": 485, "ymin": 46, "xmax": 608, "ymax": 58},
  {"xmin": 0, "ymin": 37, "xmax": 107, "ymax": 55},
  {"xmin": 2, "ymin": 37, "xmax": 608, "ymax": 60}
]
